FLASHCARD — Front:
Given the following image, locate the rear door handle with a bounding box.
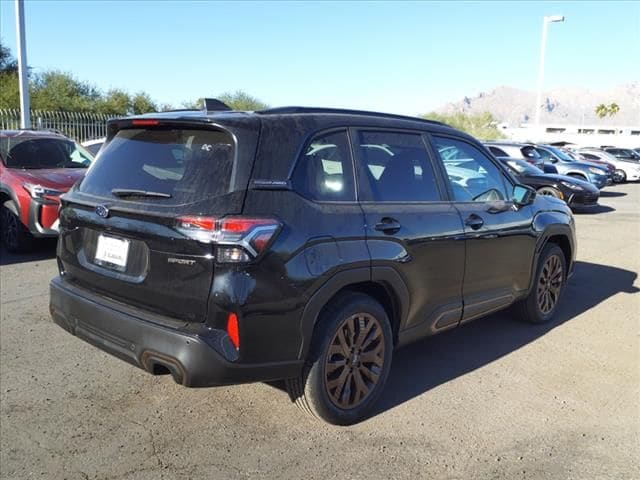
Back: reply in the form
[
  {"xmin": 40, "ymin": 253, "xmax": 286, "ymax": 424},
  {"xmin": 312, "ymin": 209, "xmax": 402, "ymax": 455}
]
[
  {"xmin": 375, "ymin": 218, "xmax": 401, "ymax": 234},
  {"xmin": 464, "ymin": 214, "xmax": 484, "ymax": 230}
]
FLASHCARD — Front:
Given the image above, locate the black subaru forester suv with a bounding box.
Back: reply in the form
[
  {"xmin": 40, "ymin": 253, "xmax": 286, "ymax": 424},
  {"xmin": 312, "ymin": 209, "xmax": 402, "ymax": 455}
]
[{"xmin": 50, "ymin": 102, "xmax": 576, "ymax": 425}]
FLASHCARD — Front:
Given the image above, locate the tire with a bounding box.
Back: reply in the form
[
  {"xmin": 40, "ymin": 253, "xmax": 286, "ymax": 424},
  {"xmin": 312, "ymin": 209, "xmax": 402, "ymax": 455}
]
[
  {"xmin": 536, "ymin": 186, "xmax": 563, "ymax": 199},
  {"xmin": 1, "ymin": 200, "xmax": 34, "ymax": 253},
  {"xmin": 613, "ymin": 169, "xmax": 626, "ymax": 183},
  {"xmin": 286, "ymin": 292, "xmax": 393, "ymax": 425},
  {"xmin": 514, "ymin": 244, "xmax": 566, "ymax": 324}
]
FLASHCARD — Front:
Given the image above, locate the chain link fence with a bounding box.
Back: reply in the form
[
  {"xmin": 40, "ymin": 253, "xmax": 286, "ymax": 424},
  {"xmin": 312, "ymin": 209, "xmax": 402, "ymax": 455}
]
[{"xmin": 0, "ymin": 109, "xmax": 110, "ymax": 143}]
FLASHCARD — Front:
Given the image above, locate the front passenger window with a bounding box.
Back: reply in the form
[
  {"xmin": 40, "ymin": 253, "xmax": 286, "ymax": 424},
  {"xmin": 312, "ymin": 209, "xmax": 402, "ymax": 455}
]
[{"xmin": 432, "ymin": 136, "xmax": 510, "ymax": 202}]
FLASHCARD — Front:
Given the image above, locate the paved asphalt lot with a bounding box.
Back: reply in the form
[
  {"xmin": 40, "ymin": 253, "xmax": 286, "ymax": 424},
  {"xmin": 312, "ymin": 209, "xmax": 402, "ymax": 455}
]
[{"xmin": 1, "ymin": 183, "xmax": 638, "ymax": 480}]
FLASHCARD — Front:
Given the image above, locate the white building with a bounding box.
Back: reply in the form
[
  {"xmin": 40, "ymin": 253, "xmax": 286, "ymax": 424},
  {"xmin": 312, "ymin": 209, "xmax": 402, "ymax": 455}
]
[{"xmin": 498, "ymin": 123, "xmax": 640, "ymax": 148}]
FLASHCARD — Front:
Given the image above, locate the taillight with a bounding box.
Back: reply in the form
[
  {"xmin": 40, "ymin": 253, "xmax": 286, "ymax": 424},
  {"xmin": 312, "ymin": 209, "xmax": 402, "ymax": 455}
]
[{"xmin": 176, "ymin": 215, "xmax": 280, "ymax": 263}]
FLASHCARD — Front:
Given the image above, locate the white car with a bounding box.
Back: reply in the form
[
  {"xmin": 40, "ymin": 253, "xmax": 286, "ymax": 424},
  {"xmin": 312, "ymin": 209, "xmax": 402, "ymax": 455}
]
[
  {"xmin": 81, "ymin": 137, "xmax": 106, "ymax": 157},
  {"xmin": 579, "ymin": 148, "xmax": 640, "ymax": 183}
]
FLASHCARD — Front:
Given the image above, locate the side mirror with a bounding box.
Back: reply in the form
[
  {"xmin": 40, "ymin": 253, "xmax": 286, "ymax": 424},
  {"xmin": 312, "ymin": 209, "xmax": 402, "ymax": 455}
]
[
  {"xmin": 513, "ymin": 184, "xmax": 536, "ymax": 206},
  {"xmin": 543, "ymin": 163, "xmax": 558, "ymax": 174}
]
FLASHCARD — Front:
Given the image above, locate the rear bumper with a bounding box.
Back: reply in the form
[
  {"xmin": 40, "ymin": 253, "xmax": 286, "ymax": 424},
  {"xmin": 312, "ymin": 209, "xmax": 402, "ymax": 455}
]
[{"xmin": 49, "ymin": 276, "xmax": 303, "ymax": 387}]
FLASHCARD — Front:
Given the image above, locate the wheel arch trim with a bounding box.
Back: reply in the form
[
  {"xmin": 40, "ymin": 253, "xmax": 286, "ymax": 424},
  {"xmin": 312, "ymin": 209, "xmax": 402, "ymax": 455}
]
[
  {"xmin": 297, "ymin": 267, "xmax": 410, "ymax": 360},
  {"xmin": 0, "ymin": 184, "xmax": 22, "ymax": 217}
]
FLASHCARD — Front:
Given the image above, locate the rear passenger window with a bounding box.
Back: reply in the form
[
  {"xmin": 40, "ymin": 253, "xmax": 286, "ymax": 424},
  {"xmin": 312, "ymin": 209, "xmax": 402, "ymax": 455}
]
[
  {"xmin": 356, "ymin": 131, "xmax": 441, "ymax": 202},
  {"xmin": 292, "ymin": 131, "xmax": 355, "ymax": 202}
]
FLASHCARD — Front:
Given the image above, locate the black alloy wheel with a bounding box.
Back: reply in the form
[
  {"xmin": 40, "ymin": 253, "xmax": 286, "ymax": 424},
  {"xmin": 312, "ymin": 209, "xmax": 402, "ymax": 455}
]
[
  {"xmin": 324, "ymin": 312, "xmax": 385, "ymax": 409},
  {"xmin": 537, "ymin": 253, "xmax": 564, "ymax": 315}
]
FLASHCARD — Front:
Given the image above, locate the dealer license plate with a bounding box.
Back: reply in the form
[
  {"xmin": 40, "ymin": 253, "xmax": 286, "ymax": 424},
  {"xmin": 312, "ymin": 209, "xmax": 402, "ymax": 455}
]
[{"xmin": 94, "ymin": 234, "xmax": 130, "ymax": 270}]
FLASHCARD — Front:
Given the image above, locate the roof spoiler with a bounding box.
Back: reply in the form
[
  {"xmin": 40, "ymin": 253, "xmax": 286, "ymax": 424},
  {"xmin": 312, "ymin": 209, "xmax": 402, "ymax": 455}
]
[{"xmin": 203, "ymin": 98, "xmax": 232, "ymax": 113}]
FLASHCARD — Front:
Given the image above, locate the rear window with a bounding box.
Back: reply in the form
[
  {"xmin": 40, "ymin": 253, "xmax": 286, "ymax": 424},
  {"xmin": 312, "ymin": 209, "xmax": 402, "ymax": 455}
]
[{"xmin": 79, "ymin": 128, "xmax": 235, "ymax": 204}]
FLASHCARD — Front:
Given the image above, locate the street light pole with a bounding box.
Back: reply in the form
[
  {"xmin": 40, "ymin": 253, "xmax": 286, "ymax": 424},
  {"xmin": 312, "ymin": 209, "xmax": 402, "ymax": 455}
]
[
  {"xmin": 15, "ymin": 0, "xmax": 31, "ymax": 129},
  {"xmin": 534, "ymin": 15, "xmax": 564, "ymax": 126}
]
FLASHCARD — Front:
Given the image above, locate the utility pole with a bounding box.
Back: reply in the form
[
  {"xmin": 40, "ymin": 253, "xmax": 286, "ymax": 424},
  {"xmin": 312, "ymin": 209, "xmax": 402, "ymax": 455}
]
[
  {"xmin": 534, "ymin": 15, "xmax": 564, "ymax": 126},
  {"xmin": 15, "ymin": 0, "xmax": 31, "ymax": 128}
]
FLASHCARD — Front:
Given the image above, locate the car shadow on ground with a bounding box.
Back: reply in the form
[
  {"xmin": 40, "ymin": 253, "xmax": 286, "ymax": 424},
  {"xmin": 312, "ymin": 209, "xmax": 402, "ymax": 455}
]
[
  {"xmin": 0, "ymin": 239, "xmax": 58, "ymax": 266},
  {"xmin": 573, "ymin": 204, "xmax": 615, "ymax": 214},
  {"xmin": 269, "ymin": 261, "xmax": 638, "ymax": 419},
  {"xmin": 372, "ymin": 260, "xmax": 638, "ymax": 417},
  {"xmin": 599, "ymin": 190, "xmax": 627, "ymax": 198}
]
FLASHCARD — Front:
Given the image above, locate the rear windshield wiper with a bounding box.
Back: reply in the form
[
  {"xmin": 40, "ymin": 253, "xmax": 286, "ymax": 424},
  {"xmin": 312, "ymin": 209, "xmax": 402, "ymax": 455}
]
[{"xmin": 111, "ymin": 188, "xmax": 172, "ymax": 199}]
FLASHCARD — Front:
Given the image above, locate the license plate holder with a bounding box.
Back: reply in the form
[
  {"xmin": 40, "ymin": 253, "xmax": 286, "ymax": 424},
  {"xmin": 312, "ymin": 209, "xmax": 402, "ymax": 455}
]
[{"xmin": 94, "ymin": 234, "xmax": 130, "ymax": 271}]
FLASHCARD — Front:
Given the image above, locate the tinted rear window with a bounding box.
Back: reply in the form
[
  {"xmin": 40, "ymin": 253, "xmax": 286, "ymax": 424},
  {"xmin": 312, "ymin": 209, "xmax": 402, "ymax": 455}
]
[{"xmin": 79, "ymin": 128, "xmax": 235, "ymax": 204}]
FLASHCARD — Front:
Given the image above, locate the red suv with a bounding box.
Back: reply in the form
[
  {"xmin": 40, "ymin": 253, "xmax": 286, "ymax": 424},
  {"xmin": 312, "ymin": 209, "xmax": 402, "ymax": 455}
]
[{"xmin": 0, "ymin": 130, "xmax": 93, "ymax": 252}]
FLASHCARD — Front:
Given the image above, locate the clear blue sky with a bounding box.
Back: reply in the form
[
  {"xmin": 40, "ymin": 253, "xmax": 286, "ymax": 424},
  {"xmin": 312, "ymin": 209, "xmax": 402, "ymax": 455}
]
[{"xmin": 1, "ymin": 1, "xmax": 638, "ymax": 115}]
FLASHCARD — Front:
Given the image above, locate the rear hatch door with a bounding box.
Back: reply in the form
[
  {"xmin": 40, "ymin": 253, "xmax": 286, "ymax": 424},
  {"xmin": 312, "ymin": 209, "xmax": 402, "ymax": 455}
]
[{"xmin": 58, "ymin": 117, "xmax": 259, "ymax": 323}]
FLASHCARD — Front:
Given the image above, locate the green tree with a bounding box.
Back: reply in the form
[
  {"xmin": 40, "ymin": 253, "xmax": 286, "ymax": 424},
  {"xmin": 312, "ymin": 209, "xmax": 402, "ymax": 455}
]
[
  {"xmin": 608, "ymin": 102, "xmax": 620, "ymax": 117},
  {"xmin": 183, "ymin": 90, "xmax": 269, "ymax": 111},
  {"xmin": 218, "ymin": 90, "xmax": 268, "ymax": 111},
  {"xmin": 0, "ymin": 71, "xmax": 20, "ymax": 109},
  {"xmin": 0, "ymin": 41, "xmax": 20, "ymax": 108},
  {"xmin": 30, "ymin": 70, "xmax": 101, "ymax": 112},
  {"xmin": 98, "ymin": 89, "xmax": 131, "ymax": 115},
  {"xmin": 422, "ymin": 111, "xmax": 504, "ymax": 140},
  {"xmin": 0, "ymin": 41, "xmax": 18, "ymax": 74},
  {"xmin": 131, "ymin": 92, "xmax": 157, "ymax": 114}
]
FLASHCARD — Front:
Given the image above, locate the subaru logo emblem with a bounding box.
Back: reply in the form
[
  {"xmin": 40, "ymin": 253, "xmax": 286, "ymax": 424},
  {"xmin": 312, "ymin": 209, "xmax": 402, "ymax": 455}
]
[{"xmin": 95, "ymin": 205, "xmax": 109, "ymax": 218}]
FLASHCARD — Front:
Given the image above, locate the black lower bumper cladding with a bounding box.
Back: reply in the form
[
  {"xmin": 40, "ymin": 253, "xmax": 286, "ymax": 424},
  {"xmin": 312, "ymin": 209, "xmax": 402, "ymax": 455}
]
[{"xmin": 49, "ymin": 277, "xmax": 302, "ymax": 387}]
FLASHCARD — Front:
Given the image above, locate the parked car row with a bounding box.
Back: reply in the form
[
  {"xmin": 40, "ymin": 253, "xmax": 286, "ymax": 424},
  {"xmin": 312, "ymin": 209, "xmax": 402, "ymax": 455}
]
[{"xmin": 484, "ymin": 141, "xmax": 640, "ymax": 189}]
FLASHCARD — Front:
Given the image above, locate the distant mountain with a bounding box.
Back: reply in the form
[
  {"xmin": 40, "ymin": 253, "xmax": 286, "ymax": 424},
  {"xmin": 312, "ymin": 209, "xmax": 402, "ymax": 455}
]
[{"xmin": 434, "ymin": 83, "xmax": 640, "ymax": 126}]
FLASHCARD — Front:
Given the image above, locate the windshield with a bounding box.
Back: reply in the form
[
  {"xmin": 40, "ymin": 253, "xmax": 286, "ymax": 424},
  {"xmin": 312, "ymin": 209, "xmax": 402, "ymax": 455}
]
[
  {"xmin": 545, "ymin": 146, "xmax": 574, "ymax": 161},
  {"xmin": 1, "ymin": 137, "xmax": 93, "ymax": 169},
  {"xmin": 504, "ymin": 158, "xmax": 544, "ymax": 175}
]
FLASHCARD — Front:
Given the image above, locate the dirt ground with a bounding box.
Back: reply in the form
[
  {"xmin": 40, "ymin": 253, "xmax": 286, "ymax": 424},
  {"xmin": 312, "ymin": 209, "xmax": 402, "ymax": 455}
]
[{"xmin": 1, "ymin": 183, "xmax": 638, "ymax": 480}]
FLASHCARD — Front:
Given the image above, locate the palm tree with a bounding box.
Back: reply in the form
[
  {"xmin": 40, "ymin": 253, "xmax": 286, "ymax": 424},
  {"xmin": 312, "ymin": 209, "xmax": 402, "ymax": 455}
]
[
  {"xmin": 594, "ymin": 102, "xmax": 620, "ymax": 119},
  {"xmin": 595, "ymin": 104, "xmax": 608, "ymax": 118}
]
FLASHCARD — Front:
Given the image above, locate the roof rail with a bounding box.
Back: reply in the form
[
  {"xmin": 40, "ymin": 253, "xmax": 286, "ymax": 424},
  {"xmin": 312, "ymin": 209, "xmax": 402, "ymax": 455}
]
[
  {"xmin": 203, "ymin": 98, "xmax": 232, "ymax": 113},
  {"xmin": 256, "ymin": 106, "xmax": 446, "ymax": 126}
]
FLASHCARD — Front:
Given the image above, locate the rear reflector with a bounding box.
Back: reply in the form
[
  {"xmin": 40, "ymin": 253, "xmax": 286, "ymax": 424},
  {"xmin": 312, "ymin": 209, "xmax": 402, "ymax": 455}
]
[{"xmin": 226, "ymin": 313, "xmax": 240, "ymax": 350}]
